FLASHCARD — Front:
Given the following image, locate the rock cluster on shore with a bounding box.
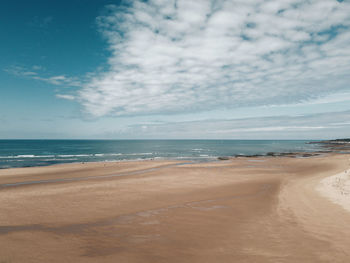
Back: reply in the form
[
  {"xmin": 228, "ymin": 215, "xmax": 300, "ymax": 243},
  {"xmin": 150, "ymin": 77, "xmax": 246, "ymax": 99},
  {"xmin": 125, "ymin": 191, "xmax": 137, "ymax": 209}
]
[
  {"xmin": 217, "ymin": 139, "xmax": 350, "ymax": 160},
  {"xmin": 309, "ymin": 139, "xmax": 350, "ymax": 153}
]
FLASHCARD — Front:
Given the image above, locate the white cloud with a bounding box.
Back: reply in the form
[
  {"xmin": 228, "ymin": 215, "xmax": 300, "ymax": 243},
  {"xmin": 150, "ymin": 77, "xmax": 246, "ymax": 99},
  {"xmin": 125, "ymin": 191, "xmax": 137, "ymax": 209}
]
[{"xmin": 79, "ymin": 0, "xmax": 350, "ymax": 117}]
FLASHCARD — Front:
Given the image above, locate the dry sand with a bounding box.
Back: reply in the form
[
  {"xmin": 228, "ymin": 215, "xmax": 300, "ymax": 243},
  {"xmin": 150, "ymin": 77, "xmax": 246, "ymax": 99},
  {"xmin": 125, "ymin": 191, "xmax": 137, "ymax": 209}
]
[
  {"xmin": 0, "ymin": 154, "xmax": 350, "ymax": 262},
  {"xmin": 318, "ymin": 168, "xmax": 350, "ymax": 212}
]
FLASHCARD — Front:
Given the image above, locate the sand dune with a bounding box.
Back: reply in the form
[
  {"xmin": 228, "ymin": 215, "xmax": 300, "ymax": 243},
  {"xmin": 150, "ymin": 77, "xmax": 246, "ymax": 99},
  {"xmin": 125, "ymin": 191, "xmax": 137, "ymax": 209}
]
[{"xmin": 0, "ymin": 154, "xmax": 349, "ymax": 262}]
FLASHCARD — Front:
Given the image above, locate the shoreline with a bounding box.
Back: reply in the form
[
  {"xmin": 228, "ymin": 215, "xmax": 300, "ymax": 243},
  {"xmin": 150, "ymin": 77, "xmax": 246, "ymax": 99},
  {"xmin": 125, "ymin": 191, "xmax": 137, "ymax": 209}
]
[
  {"xmin": 0, "ymin": 150, "xmax": 334, "ymax": 170},
  {"xmin": 3, "ymin": 138, "xmax": 345, "ymax": 170},
  {"xmin": 1, "ymin": 153, "xmax": 350, "ymax": 262}
]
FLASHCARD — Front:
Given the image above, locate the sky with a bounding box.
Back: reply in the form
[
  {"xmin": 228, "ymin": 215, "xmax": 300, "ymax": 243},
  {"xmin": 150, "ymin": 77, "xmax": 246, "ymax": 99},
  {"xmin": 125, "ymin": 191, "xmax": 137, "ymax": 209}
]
[{"xmin": 0, "ymin": 0, "xmax": 350, "ymax": 139}]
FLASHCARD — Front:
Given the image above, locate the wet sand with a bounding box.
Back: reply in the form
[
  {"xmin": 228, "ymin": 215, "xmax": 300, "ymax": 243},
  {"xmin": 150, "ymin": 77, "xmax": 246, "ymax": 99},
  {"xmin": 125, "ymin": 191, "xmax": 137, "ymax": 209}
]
[{"xmin": 0, "ymin": 154, "xmax": 350, "ymax": 262}]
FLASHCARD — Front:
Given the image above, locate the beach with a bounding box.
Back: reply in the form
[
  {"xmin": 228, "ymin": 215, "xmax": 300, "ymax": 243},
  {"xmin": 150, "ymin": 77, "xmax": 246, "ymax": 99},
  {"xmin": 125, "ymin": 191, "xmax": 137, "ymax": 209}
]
[{"xmin": 1, "ymin": 154, "xmax": 350, "ymax": 262}]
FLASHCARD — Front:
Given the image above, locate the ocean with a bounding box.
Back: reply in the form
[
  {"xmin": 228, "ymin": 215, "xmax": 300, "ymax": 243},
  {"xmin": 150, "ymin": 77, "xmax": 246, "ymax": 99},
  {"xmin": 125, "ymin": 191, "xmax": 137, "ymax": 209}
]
[{"xmin": 0, "ymin": 140, "xmax": 322, "ymax": 169}]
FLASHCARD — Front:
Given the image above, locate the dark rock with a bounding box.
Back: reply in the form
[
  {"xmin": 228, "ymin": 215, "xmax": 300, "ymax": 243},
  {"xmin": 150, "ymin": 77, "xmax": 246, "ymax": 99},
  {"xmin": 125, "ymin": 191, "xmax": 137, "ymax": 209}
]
[{"xmin": 218, "ymin": 156, "xmax": 230, "ymax": 160}]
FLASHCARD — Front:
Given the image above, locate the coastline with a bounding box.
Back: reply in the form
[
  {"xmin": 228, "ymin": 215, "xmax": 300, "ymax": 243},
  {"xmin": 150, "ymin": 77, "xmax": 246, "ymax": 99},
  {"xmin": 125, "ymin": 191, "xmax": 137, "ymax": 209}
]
[
  {"xmin": 0, "ymin": 139, "xmax": 325, "ymax": 169},
  {"xmin": 0, "ymin": 150, "xmax": 331, "ymax": 170},
  {"xmin": 1, "ymin": 153, "xmax": 350, "ymax": 262}
]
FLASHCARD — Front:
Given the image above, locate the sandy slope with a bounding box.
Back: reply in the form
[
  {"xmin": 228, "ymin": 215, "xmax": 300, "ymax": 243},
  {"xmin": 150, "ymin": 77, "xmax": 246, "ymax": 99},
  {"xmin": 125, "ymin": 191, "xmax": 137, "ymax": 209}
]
[{"xmin": 0, "ymin": 155, "xmax": 349, "ymax": 262}]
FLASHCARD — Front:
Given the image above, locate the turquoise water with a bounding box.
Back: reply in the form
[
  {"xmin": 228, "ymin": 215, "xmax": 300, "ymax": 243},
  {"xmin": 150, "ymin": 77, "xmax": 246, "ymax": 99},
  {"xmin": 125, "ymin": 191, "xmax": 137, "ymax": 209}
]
[{"xmin": 0, "ymin": 140, "xmax": 322, "ymax": 168}]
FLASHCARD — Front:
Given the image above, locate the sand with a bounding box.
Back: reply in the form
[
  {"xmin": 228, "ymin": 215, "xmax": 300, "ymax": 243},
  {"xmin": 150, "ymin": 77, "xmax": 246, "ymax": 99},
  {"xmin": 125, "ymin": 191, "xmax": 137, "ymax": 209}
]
[
  {"xmin": 0, "ymin": 154, "xmax": 350, "ymax": 262},
  {"xmin": 318, "ymin": 167, "xmax": 350, "ymax": 212}
]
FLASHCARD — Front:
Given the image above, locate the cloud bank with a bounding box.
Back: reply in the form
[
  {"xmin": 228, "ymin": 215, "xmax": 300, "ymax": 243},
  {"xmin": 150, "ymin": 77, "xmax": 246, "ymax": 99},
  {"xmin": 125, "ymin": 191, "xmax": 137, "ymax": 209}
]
[
  {"xmin": 111, "ymin": 110, "xmax": 350, "ymax": 139},
  {"xmin": 78, "ymin": 0, "xmax": 350, "ymax": 117}
]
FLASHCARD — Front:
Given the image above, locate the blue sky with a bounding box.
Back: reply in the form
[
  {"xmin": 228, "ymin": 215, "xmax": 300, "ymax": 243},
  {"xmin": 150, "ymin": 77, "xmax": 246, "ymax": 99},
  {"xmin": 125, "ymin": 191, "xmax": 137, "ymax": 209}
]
[{"xmin": 1, "ymin": 0, "xmax": 350, "ymax": 139}]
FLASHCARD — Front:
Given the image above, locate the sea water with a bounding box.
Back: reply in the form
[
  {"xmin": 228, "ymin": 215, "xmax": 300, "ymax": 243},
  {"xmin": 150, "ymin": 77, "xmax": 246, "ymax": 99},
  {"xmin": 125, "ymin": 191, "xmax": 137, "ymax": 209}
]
[{"xmin": 0, "ymin": 140, "xmax": 322, "ymax": 168}]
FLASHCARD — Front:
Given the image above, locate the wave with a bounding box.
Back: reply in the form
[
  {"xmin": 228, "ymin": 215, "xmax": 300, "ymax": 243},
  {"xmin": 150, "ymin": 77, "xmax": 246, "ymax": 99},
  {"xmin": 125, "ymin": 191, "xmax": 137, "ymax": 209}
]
[
  {"xmin": 0, "ymin": 153, "xmax": 216, "ymax": 164},
  {"xmin": 125, "ymin": 152, "xmax": 154, "ymax": 156},
  {"xmin": 57, "ymin": 154, "xmax": 93, "ymax": 157},
  {"xmin": 94, "ymin": 153, "xmax": 123, "ymax": 157},
  {"xmin": 0, "ymin": 155, "xmax": 55, "ymax": 159},
  {"xmin": 0, "ymin": 152, "xmax": 155, "ymax": 159}
]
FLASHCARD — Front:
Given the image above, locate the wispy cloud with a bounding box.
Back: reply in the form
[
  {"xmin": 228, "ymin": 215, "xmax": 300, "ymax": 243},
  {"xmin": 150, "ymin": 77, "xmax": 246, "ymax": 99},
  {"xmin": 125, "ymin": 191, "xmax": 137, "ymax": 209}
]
[
  {"xmin": 211, "ymin": 126, "xmax": 328, "ymax": 133},
  {"xmin": 4, "ymin": 65, "xmax": 81, "ymax": 87},
  {"xmin": 56, "ymin": 94, "xmax": 75, "ymax": 100},
  {"xmin": 4, "ymin": 65, "xmax": 40, "ymax": 77},
  {"xmin": 112, "ymin": 110, "xmax": 350, "ymax": 139},
  {"xmin": 77, "ymin": 0, "xmax": 350, "ymax": 117}
]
